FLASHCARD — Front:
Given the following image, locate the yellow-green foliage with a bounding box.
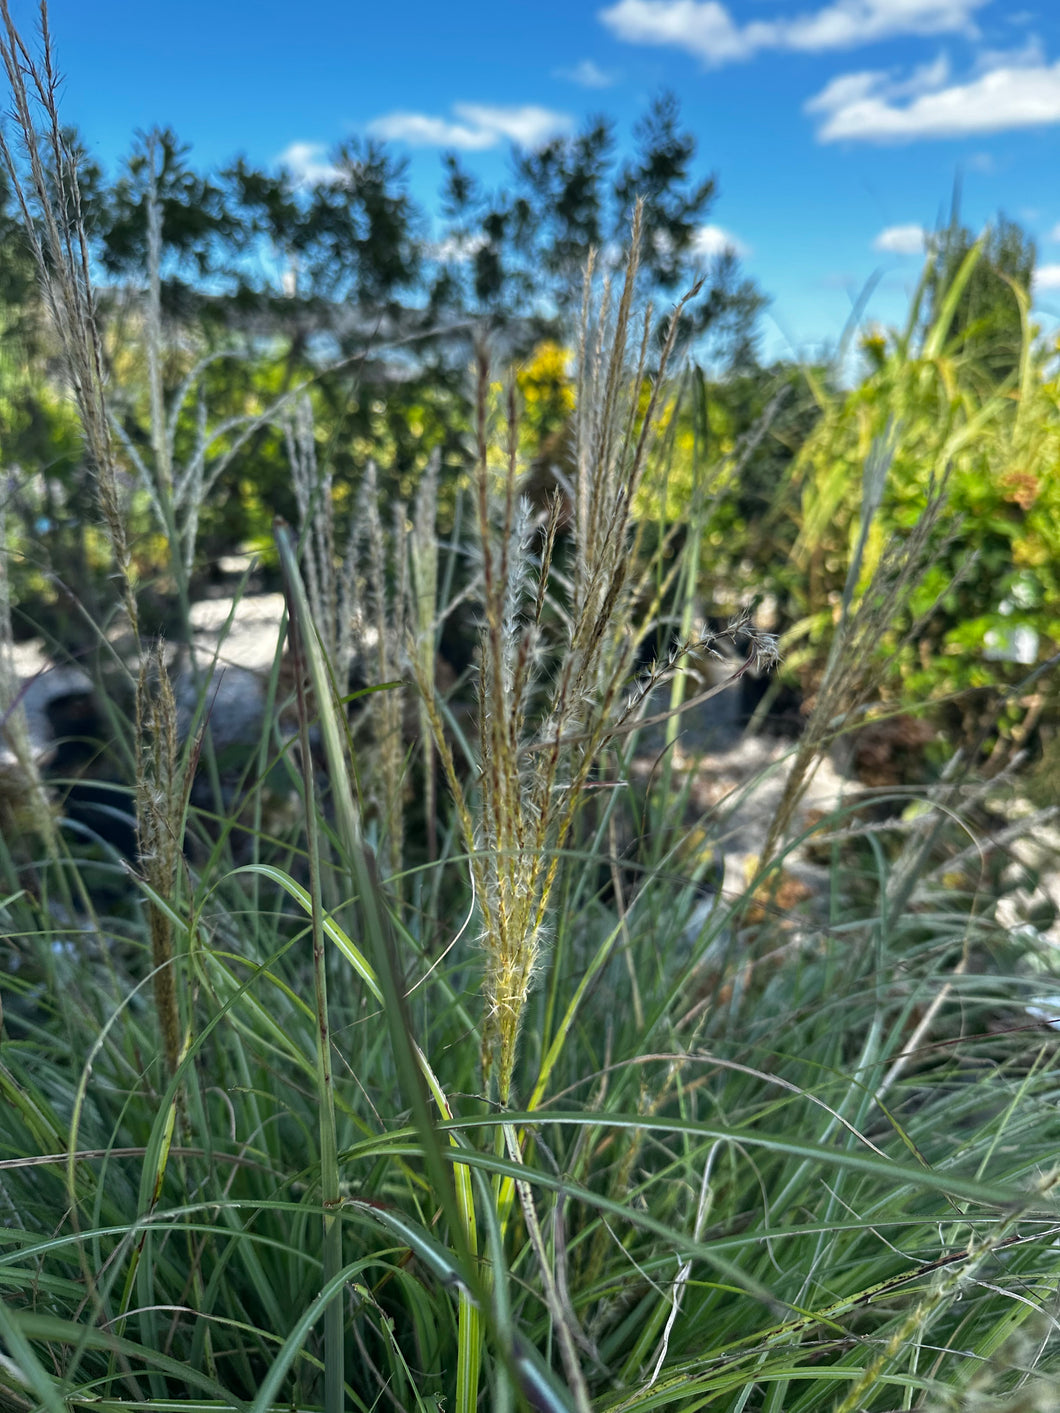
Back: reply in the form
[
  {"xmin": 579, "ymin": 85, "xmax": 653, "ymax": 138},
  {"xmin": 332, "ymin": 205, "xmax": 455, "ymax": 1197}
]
[
  {"xmin": 515, "ymin": 339, "xmax": 575, "ymax": 444},
  {"xmin": 630, "ymin": 392, "xmax": 694, "ymax": 523},
  {"xmin": 786, "ymin": 261, "xmax": 1060, "ymax": 736},
  {"xmin": 631, "ymin": 381, "xmax": 772, "ymax": 529}
]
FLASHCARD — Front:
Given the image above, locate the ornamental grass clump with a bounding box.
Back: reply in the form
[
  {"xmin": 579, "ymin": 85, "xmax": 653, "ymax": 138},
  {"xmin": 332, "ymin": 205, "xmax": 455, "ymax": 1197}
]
[
  {"xmin": 418, "ymin": 210, "xmax": 710, "ymax": 1102},
  {"xmin": 10, "ymin": 14, "xmax": 1060, "ymax": 1410}
]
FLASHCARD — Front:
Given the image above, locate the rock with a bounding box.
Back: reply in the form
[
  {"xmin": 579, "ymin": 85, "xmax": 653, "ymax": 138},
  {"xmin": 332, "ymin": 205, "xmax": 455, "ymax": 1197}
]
[
  {"xmin": 0, "ymin": 664, "xmax": 95, "ymax": 769},
  {"xmin": 175, "ymin": 664, "xmax": 270, "ymax": 756}
]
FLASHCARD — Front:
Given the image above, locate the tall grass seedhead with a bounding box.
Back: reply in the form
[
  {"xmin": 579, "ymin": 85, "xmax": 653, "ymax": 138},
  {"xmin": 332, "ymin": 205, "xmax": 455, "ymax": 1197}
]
[
  {"xmin": 415, "ymin": 208, "xmax": 715, "ymax": 1104},
  {"xmin": 134, "ymin": 641, "xmax": 191, "ymax": 1081},
  {"xmin": 0, "ymin": 0, "xmax": 138, "ymax": 639}
]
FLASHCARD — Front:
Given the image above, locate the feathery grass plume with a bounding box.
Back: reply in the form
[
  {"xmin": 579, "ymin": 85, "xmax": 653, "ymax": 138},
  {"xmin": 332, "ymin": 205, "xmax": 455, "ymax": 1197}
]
[
  {"xmin": 408, "ymin": 451, "xmax": 440, "ymax": 861},
  {"xmin": 98, "ymin": 129, "xmax": 314, "ymax": 627},
  {"xmin": 135, "ymin": 643, "xmax": 191, "ymax": 1080},
  {"xmin": 417, "ymin": 207, "xmax": 705, "ymax": 1103},
  {"xmin": 0, "ymin": 0, "xmax": 137, "ymax": 639},
  {"xmin": 112, "ymin": 139, "xmax": 267, "ymax": 587},
  {"xmin": 287, "ymin": 391, "xmax": 346, "ymax": 671},
  {"xmin": 286, "ymin": 395, "xmax": 412, "ymax": 876},
  {"xmin": 362, "ymin": 463, "xmax": 408, "ymax": 879}
]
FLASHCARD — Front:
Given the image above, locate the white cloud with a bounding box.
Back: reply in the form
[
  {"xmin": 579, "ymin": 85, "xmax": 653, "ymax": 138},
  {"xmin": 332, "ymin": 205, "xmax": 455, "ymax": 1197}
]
[
  {"xmin": 1049, "ymin": 222, "xmax": 1060, "ymax": 241},
  {"xmin": 368, "ymin": 113, "xmax": 496, "ymax": 150},
  {"xmin": 555, "ymin": 58, "xmax": 618, "ymax": 87},
  {"xmin": 890, "ymin": 53, "xmax": 953, "ymax": 97},
  {"xmin": 872, "ymin": 223, "xmax": 927, "ymax": 253},
  {"xmin": 806, "ymin": 54, "xmax": 953, "ymax": 125},
  {"xmin": 601, "ymin": 1, "xmax": 749, "ymax": 63},
  {"xmin": 971, "ymin": 33, "xmax": 1045, "ymax": 73},
  {"xmin": 598, "ymin": 0, "xmax": 986, "ymax": 66},
  {"xmin": 454, "ymin": 104, "xmax": 573, "ymax": 146},
  {"xmin": 1033, "ymin": 263, "xmax": 1060, "ymax": 290},
  {"xmin": 776, "ymin": 0, "xmax": 982, "ymax": 51},
  {"xmin": 276, "ymin": 141, "xmax": 343, "ymax": 185},
  {"xmin": 807, "ymin": 54, "xmax": 1060, "ymax": 141},
  {"xmin": 369, "ymin": 103, "xmax": 572, "ymax": 150},
  {"xmin": 810, "ymin": 71, "xmax": 880, "ymax": 109},
  {"xmin": 690, "ymin": 223, "xmax": 748, "ymax": 258}
]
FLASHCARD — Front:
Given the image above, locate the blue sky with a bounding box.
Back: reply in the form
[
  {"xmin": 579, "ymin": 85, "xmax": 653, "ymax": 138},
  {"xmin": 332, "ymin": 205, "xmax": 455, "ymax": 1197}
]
[{"xmin": 22, "ymin": 0, "xmax": 1060, "ymax": 361}]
